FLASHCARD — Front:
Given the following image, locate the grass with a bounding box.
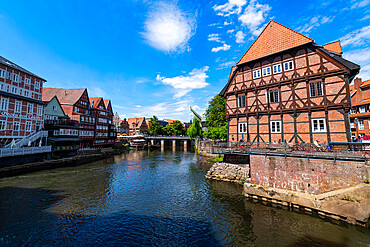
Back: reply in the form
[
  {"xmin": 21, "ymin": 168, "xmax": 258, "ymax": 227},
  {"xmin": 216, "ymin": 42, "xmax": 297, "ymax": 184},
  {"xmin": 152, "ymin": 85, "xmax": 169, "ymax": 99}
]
[{"xmin": 208, "ymin": 155, "xmax": 224, "ymax": 163}]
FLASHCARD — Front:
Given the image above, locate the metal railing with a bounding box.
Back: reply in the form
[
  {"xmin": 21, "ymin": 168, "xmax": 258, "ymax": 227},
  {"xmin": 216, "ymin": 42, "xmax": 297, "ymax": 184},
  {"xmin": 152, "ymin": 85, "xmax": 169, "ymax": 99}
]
[
  {"xmin": 44, "ymin": 119, "xmax": 79, "ymax": 127},
  {"xmin": 213, "ymin": 142, "xmax": 370, "ymax": 161},
  {"xmin": 0, "ymin": 146, "xmax": 52, "ymax": 158},
  {"xmin": 4, "ymin": 131, "xmax": 48, "ymax": 149}
]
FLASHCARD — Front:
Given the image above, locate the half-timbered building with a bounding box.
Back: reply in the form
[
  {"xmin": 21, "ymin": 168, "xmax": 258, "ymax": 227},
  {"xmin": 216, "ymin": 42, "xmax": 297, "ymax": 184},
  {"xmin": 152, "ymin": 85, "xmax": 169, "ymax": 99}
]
[
  {"xmin": 220, "ymin": 21, "xmax": 360, "ymax": 144},
  {"xmin": 0, "ymin": 56, "xmax": 46, "ymax": 147}
]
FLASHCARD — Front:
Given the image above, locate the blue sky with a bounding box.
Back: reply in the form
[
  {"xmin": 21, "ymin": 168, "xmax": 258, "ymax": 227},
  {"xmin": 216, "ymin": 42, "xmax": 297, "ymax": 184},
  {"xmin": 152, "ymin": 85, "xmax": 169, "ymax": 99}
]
[{"xmin": 0, "ymin": 0, "xmax": 369, "ymax": 122}]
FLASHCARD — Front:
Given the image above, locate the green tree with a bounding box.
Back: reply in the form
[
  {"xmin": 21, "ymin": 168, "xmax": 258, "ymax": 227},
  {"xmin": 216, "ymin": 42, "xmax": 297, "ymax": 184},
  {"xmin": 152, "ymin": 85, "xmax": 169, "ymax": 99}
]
[
  {"xmin": 148, "ymin": 116, "xmax": 162, "ymax": 136},
  {"xmin": 204, "ymin": 95, "xmax": 226, "ymax": 128},
  {"xmin": 187, "ymin": 118, "xmax": 203, "ymax": 139},
  {"xmin": 163, "ymin": 124, "xmax": 174, "ymax": 136},
  {"xmin": 203, "ymin": 124, "xmax": 227, "ymax": 140},
  {"xmin": 172, "ymin": 120, "xmax": 185, "ymax": 136}
]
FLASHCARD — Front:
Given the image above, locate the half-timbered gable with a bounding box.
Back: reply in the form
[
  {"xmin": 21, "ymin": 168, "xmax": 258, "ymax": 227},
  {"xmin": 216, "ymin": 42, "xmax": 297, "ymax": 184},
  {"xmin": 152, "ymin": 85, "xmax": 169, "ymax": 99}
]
[{"xmin": 220, "ymin": 20, "xmax": 360, "ymax": 144}]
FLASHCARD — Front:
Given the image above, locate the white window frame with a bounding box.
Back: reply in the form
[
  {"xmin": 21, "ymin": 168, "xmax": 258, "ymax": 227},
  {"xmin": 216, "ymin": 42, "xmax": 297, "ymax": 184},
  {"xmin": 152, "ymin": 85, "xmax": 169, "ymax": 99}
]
[
  {"xmin": 350, "ymin": 122, "xmax": 355, "ymax": 129},
  {"xmin": 283, "ymin": 61, "xmax": 294, "ymax": 71},
  {"xmin": 15, "ymin": 100, "xmax": 22, "ymax": 113},
  {"xmin": 350, "ymin": 108, "xmax": 356, "ymax": 114},
  {"xmin": 52, "ymin": 105, "xmax": 57, "ymax": 111},
  {"xmin": 37, "ymin": 105, "xmax": 43, "ymax": 116},
  {"xmin": 312, "ymin": 118, "xmax": 326, "ymax": 133},
  {"xmin": 273, "ymin": 63, "xmax": 282, "ymax": 74},
  {"xmin": 13, "ymin": 122, "xmax": 20, "ymax": 131},
  {"xmin": 238, "ymin": 122, "xmax": 248, "ymax": 133},
  {"xmin": 25, "ymin": 77, "xmax": 31, "ymax": 85},
  {"xmin": 0, "ymin": 120, "xmax": 6, "ymax": 130},
  {"xmin": 0, "ymin": 69, "xmax": 6, "ymax": 78},
  {"xmin": 359, "ymin": 120, "xmax": 364, "ymax": 130},
  {"xmin": 270, "ymin": 120, "xmax": 281, "ymax": 133},
  {"xmin": 262, "ymin": 67, "xmax": 271, "ymax": 76},
  {"xmin": 359, "ymin": 106, "xmax": 366, "ymax": 113},
  {"xmin": 0, "ymin": 97, "xmax": 9, "ymax": 111},
  {"xmin": 253, "ymin": 69, "xmax": 261, "ymax": 79},
  {"xmin": 25, "ymin": 121, "xmax": 32, "ymax": 131},
  {"xmin": 237, "ymin": 95, "xmax": 246, "ymax": 108},
  {"xmin": 27, "ymin": 103, "xmax": 33, "ymax": 114},
  {"xmin": 35, "ymin": 81, "xmax": 40, "ymax": 89}
]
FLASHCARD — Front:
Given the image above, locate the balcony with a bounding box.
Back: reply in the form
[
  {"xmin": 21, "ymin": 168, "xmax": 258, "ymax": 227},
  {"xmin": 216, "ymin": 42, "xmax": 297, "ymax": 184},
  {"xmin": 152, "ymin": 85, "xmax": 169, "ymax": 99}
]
[{"xmin": 44, "ymin": 119, "xmax": 79, "ymax": 127}]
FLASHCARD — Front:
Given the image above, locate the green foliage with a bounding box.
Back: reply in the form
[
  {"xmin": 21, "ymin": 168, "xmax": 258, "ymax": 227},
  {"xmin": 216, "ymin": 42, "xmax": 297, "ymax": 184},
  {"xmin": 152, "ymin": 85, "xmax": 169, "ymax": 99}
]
[
  {"xmin": 148, "ymin": 116, "xmax": 163, "ymax": 136},
  {"xmin": 163, "ymin": 124, "xmax": 174, "ymax": 136},
  {"xmin": 172, "ymin": 120, "xmax": 185, "ymax": 136},
  {"xmin": 203, "ymin": 124, "xmax": 227, "ymax": 140},
  {"xmin": 204, "ymin": 95, "xmax": 226, "ymax": 128},
  {"xmin": 209, "ymin": 155, "xmax": 224, "ymax": 163},
  {"xmin": 364, "ymin": 177, "xmax": 369, "ymax": 184},
  {"xmin": 187, "ymin": 118, "xmax": 203, "ymax": 139}
]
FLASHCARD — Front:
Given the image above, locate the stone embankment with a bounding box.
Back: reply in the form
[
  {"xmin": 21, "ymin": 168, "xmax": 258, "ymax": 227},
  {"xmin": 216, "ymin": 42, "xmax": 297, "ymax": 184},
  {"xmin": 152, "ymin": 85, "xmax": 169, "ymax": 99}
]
[{"xmin": 205, "ymin": 162, "xmax": 250, "ymax": 184}]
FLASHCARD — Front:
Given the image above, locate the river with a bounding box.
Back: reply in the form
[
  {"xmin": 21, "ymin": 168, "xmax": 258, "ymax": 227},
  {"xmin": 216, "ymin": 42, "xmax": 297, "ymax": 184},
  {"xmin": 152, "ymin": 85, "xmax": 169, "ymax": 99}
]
[{"xmin": 0, "ymin": 150, "xmax": 369, "ymax": 246}]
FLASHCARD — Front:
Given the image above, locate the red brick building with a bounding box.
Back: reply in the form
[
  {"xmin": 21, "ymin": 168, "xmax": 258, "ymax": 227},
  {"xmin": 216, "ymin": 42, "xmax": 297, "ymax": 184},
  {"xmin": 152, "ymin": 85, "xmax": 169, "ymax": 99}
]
[
  {"xmin": 220, "ymin": 21, "xmax": 360, "ymax": 144},
  {"xmin": 349, "ymin": 78, "xmax": 370, "ymax": 139},
  {"xmin": 103, "ymin": 99, "xmax": 117, "ymax": 144},
  {"xmin": 0, "ymin": 56, "xmax": 46, "ymax": 147},
  {"xmin": 90, "ymin": 97, "xmax": 109, "ymax": 146},
  {"xmin": 127, "ymin": 117, "xmax": 148, "ymax": 136},
  {"xmin": 43, "ymin": 88, "xmax": 95, "ymax": 148}
]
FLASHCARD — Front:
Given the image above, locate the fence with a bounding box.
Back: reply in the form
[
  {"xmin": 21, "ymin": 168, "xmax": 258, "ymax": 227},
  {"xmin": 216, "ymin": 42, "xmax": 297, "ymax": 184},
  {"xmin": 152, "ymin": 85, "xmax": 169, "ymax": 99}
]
[
  {"xmin": 213, "ymin": 141, "xmax": 370, "ymax": 161},
  {"xmin": 0, "ymin": 146, "xmax": 52, "ymax": 158}
]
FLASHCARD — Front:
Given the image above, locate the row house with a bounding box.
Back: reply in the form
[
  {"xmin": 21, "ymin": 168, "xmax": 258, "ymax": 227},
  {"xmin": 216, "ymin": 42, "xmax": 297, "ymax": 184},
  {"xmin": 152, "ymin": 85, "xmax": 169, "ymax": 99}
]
[
  {"xmin": 220, "ymin": 21, "xmax": 360, "ymax": 144},
  {"xmin": 127, "ymin": 117, "xmax": 148, "ymax": 136},
  {"xmin": 90, "ymin": 97, "xmax": 110, "ymax": 146},
  {"xmin": 103, "ymin": 99, "xmax": 116, "ymax": 145},
  {"xmin": 349, "ymin": 78, "xmax": 370, "ymax": 139},
  {"xmin": 43, "ymin": 88, "xmax": 95, "ymax": 148},
  {"xmin": 120, "ymin": 118, "xmax": 130, "ymax": 135},
  {"xmin": 42, "ymin": 95, "xmax": 80, "ymax": 153},
  {"xmin": 0, "ymin": 56, "xmax": 46, "ymax": 147}
]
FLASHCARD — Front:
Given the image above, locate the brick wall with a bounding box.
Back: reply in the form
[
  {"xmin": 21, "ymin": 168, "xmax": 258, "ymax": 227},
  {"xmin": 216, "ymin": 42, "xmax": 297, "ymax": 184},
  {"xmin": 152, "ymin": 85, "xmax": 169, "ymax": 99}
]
[{"xmin": 250, "ymin": 154, "xmax": 367, "ymax": 194}]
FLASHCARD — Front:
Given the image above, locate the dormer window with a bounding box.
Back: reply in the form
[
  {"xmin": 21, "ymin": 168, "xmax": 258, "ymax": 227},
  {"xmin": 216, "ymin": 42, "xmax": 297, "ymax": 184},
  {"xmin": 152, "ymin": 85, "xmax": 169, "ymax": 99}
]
[
  {"xmin": 253, "ymin": 69, "xmax": 261, "ymax": 79},
  {"xmin": 262, "ymin": 67, "xmax": 271, "ymax": 76},
  {"xmin": 283, "ymin": 61, "xmax": 294, "ymax": 71},
  {"xmin": 359, "ymin": 106, "xmax": 366, "ymax": 113}
]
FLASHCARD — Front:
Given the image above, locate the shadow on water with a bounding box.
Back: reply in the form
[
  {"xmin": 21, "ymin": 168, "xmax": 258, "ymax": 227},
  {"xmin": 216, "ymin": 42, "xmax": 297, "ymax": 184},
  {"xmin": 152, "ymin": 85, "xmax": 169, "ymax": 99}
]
[{"xmin": 0, "ymin": 186, "xmax": 220, "ymax": 246}]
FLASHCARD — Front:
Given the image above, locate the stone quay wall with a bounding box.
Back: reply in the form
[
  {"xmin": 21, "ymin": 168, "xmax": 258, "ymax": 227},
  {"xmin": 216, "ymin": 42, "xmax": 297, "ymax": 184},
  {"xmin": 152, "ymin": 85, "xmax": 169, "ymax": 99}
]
[
  {"xmin": 205, "ymin": 162, "xmax": 250, "ymax": 184},
  {"xmin": 250, "ymin": 154, "xmax": 368, "ymax": 195}
]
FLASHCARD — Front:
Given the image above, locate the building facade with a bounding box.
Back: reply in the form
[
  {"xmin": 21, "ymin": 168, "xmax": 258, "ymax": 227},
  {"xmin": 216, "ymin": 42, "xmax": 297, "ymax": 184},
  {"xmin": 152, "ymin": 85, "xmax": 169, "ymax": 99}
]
[
  {"xmin": 0, "ymin": 56, "xmax": 46, "ymax": 147},
  {"xmin": 220, "ymin": 21, "xmax": 360, "ymax": 144},
  {"xmin": 43, "ymin": 88, "xmax": 95, "ymax": 148},
  {"xmin": 127, "ymin": 117, "xmax": 148, "ymax": 136},
  {"xmin": 120, "ymin": 118, "xmax": 129, "ymax": 135},
  {"xmin": 349, "ymin": 78, "xmax": 370, "ymax": 139},
  {"xmin": 90, "ymin": 97, "xmax": 109, "ymax": 146},
  {"xmin": 103, "ymin": 99, "xmax": 116, "ymax": 145}
]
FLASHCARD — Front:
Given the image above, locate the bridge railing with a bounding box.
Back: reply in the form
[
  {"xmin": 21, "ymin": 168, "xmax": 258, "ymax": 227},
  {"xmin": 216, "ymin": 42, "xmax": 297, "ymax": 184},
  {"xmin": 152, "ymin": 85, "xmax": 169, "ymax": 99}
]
[{"xmin": 213, "ymin": 142, "xmax": 370, "ymax": 161}]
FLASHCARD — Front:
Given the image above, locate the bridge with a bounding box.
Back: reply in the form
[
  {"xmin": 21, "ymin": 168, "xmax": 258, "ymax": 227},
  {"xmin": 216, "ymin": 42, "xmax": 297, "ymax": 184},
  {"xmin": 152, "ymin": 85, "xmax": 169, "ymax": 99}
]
[{"xmin": 145, "ymin": 136, "xmax": 191, "ymax": 151}]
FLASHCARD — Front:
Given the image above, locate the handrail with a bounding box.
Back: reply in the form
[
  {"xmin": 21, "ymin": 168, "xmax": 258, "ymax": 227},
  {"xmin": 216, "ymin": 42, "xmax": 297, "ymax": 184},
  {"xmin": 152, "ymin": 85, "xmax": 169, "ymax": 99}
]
[{"xmin": 0, "ymin": 146, "xmax": 51, "ymax": 158}]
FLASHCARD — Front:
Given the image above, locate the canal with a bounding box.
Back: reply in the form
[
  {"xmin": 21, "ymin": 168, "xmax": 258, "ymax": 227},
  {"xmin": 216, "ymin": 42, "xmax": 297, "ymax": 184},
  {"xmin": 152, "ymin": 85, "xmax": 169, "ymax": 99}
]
[{"xmin": 0, "ymin": 150, "xmax": 369, "ymax": 246}]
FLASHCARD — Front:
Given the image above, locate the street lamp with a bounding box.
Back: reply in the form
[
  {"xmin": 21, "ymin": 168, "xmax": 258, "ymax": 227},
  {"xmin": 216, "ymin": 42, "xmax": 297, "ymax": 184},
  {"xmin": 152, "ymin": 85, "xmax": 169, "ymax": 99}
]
[{"xmin": 354, "ymin": 117, "xmax": 359, "ymax": 142}]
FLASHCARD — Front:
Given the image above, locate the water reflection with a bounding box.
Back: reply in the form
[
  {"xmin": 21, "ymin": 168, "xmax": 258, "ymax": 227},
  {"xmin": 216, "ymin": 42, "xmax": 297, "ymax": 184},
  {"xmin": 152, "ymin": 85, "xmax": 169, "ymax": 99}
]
[{"xmin": 0, "ymin": 150, "xmax": 369, "ymax": 246}]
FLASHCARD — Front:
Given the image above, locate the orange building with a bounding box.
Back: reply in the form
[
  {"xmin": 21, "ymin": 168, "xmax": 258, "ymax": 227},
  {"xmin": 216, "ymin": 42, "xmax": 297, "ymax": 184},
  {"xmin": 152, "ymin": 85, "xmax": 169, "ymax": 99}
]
[
  {"xmin": 127, "ymin": 117, "xmax": 148, "ymax": 136},
  {"xmin": 220, "ymin": 20, "xmax": 360, "ymax": 144},
  {"xmin": 349, "ymin": 78, "xmax": 370, "ymax": 139}
]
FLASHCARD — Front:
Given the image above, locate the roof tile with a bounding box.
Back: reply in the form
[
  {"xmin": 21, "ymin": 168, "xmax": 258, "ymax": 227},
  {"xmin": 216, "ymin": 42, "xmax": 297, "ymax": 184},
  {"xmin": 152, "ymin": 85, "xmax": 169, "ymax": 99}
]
[
  {"xmin": 323, "ymin": 41, "xmax": 343, "ymax": 54},
  {"xmin": 43, "ymin": 88, "xmax": 86, "ymax": 104}
]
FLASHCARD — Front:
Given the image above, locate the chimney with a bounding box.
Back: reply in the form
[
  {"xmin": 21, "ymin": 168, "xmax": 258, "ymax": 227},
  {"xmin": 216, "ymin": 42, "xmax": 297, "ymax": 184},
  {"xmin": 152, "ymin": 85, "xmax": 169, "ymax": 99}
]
[{"xmin": 354, "ymin": 78, "xmax": 362, "ymax": 90}]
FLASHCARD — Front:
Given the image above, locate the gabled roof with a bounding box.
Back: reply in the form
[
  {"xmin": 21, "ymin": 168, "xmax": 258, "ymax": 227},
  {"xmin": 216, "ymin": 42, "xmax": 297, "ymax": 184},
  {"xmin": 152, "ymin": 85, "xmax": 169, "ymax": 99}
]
[
  {"xmin": 44, "ymin": 95, "xmax": 68, "ymax": 118},
  {"xmin": 323, "ymin": 40, "xmax": 342, "ymax": 54},
  {"xmin": 43, "ymin": 88, "xmax": 86, "ymax": 104},
  {"xmin": 360, "ymin": 79, "xmax": 370, "ymax": 88},
  {"xmin": 128, "ymin": 117, "xmax": 146, "ymax": 128},
  {"xmin": 0, "ymin": 56, "xmax": 46, "ymax": 81},
  {"xmin": 89, "ymin": 97, "xmax": 104, "ymax": 109},
  {"xmin": 103, "ymin": 99, "xmax": 111, "ymax": 108},
  {"xmin": 237, "ymin": 20, "xmax": 313, "ymax": 65}
]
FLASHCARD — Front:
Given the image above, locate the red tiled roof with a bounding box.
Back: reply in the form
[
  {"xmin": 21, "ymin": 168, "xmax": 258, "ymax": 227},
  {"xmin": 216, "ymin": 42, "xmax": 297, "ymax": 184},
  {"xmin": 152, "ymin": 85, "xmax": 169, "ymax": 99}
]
[
  {"xmin": 360, "ymin": 79, "xmax": 370, "ymax": 88},
  {"xmin": 228, "ymin": 66, "xmax": 237, "ymax": 82},
  {"xmin": 89, "ymin": 97, "xmax": 104, "ymax": 109},
  {"xmin": 164, "ymin": 118, "xmax": 178, "ymax": 125},
  {"xmin": 103, "ymin": 99, "xmax": 110, "ymax": 108},
  {"xmin": 323, "ymin": 41, "xmax": 343, "ymax": 54},
  {"xmin": 43, "ymin": 88, "xmax": 86, "ymax": 104},
  {"xmin": 237, "ymin": 20, "xmax": 313, "ymax": 65},
  {"xmin": 128, "ymin": 117, "xmax": 146, "ymax": 129}
]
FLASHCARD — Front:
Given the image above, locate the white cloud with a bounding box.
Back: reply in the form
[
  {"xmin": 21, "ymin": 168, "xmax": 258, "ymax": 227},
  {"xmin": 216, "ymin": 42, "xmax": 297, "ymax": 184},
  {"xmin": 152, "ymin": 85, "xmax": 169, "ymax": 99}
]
[
  {"xmin": 135, "ymin": 105, "xmax": 142, "ymax": 108},
  {"xmin": 143, "ymin": 2, "xmax": 196, "ymax": 53},
  {"xmin": 238, "ymin": 0, "xmax": 271, "ymax": 35},
  {"xmin": 217, "ymin": 61, "xmax": 235, "ymax": 70},
  {"xmin": 360, "ymin": 15, "xmax": 370, "ymax": 21},
  {"xmin": 344, "ymin": 47, "xmax": 370, "ymax": 79},
  {"xmin": 235, "ymin": 30, "xmax": 245, "ymax": 43},
  {"xmin": 227, "ymin": 29, "xmax": 235, "ymax": 33},
  {"xmin": 208, "ymin": 33, "xmax": 223, "ymax": 43},
  {"xmin": 297, "ymin": 16, "xmax": 334, "ymax": 34},
  {"xmin": 351, "ymin": 0, "xmax": 369, "ymax": 9},
  {"xmin": 340, "ymin": 25, "xmax": 370, "ymax": 47},
  {"xmin": 213, "ymin": 0, "xmax": 247, "ymax": 16},
  {"xmin": 224, "ymin": 21, "xmax": 233, "ymax": 25},
  {"xmin": 211, "ymin": 44, "xmax": 231, "ymax": 52},
  {"xmin": 156, "ymin": 67, "xmax": 209, "ymax": 98},
  {"xmin": 89, "ymin": 87, "xmax": 108, "ymax": 98}
]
